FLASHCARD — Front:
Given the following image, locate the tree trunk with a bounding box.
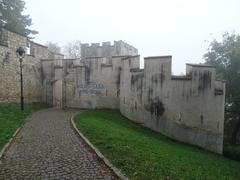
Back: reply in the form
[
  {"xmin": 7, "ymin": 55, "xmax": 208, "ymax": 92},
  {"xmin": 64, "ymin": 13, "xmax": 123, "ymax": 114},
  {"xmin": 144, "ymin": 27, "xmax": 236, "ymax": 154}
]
[{"xmin": 231, "ymin": 118, "xmax": 240, "ymax": 144}]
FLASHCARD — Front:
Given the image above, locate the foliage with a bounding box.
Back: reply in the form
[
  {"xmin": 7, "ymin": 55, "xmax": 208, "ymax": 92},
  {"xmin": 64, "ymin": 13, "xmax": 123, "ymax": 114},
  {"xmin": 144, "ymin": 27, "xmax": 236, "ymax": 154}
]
[
  {"xmin": 45, "ymin": 41, "xmax": 62, "ymax": 54},
  {"xmin": 224, "ymin": 144, "xmax": 240, "ymax": 161},
  {"xmin": 0, "ymin": 103, "xmax": 47, "ymax": 149},
  {"xmin": 0, "ymin": 0, "xmax": 38, "ymax": 37},
  {"xmin": 74, "ymin": 109, "xmax": 240, "ymax": 179},
  {"xmin": 204, "ymin": 32, "xmax": 240, "ymax": 144},
  {"xmin": 63, "ymin": 40, "xmax": 81, "ymax": 59}
]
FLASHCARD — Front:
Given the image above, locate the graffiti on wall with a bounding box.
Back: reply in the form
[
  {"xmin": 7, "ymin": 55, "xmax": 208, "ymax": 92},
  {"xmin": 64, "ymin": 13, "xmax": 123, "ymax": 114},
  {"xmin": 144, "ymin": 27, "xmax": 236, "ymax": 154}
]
[{"xmin": 78, "ymin": 83, "xmax": 105, "ymax": 95}]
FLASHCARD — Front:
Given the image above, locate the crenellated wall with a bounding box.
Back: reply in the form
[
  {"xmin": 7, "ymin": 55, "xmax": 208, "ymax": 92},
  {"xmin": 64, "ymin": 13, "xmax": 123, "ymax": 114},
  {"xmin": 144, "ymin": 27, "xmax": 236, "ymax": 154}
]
[
  {"xmin": 81, "ymin": 40, "xmax": 138, "ymax": 58},
  {"xmin": 41, "ymin": 54, "xmax": 225, "ymax": 154},
  {"xmin": 119, "ymin": 56, "xmax": 225, "ymax": 154},
  {"xmin": 42, "ymin": 56, "xmax": 124, "ymax": 109},
  {"xmin": 0, "ymin": 28, "xmax": 225, "ymax": 154}
]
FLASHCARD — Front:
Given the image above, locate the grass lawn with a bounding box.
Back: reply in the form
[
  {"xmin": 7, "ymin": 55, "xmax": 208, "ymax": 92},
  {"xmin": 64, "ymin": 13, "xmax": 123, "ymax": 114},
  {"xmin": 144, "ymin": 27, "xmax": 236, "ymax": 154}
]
[
  {"xmin": 74, "ymin": 109, "xmax": 240, "ymax": 180},
  {"xmin": 0, "ymin": 103, "xmax": 47, "ymax": 150}
]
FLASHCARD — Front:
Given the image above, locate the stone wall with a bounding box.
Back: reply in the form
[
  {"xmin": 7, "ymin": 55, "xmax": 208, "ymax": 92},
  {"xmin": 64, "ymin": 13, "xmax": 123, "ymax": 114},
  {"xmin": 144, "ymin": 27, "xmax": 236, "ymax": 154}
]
[
  {"xmin": 0, "ymin": 28, "xmax": 64, "ymax": 103},
  {"xmin": 81, "ymin": 41, "xmax": 138, "ymax": 58},
  {"xmin": 41, "ymin": 54, "xmax": 225, "ymax": 154},
  {"xmin": 0, "ymin": 28, "xmax": 225, "ymax": 154},
  {"xmin": 42, "ymin": 57, "xmax": 122, "ymax": 109},
  {"xmin": 119, "ymin": 56, "xmax": 225, "ymax": 154}
]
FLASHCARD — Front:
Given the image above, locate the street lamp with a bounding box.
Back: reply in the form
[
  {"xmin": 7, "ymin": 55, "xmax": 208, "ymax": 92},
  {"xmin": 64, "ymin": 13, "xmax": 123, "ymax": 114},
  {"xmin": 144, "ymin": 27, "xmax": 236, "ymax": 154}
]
[{"xmin": 16, "ymin": 47, "xmax": 25, "ymax": 111}]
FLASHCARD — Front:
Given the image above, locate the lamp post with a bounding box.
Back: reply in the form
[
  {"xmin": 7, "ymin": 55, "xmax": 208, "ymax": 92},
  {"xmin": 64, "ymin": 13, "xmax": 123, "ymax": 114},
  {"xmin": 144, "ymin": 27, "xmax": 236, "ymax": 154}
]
[{"xmin": 16, "ymin": 47, "xmax": 25, "ymax": 111}]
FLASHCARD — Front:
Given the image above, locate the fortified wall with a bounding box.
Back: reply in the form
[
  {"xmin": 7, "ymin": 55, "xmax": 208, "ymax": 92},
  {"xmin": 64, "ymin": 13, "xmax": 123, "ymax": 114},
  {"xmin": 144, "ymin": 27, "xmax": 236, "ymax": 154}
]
[
  {"xmin": 0, "ymin": 28, "xmax": 63, "ymax": 102},
  {"xmin": 81, "ymin": 41, "xmax": 138, "ymax": 57},
  {"xmin": 0, "ymin": 28, "xmax": 225, "ymax": 154},
  {"xmin": 42, "ymin": 53, "xmax": 225, "ymax": 154},
  {"xmin": 120, "ymin": 56, "xmax": 225, "ymax": 154}
]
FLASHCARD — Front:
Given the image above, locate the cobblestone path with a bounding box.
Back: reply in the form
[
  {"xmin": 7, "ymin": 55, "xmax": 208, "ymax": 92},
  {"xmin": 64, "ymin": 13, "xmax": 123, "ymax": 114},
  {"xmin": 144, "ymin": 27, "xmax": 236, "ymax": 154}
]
[{"xmin": 0, "ymin": 109, "xmax": 118, "ymax": 180}]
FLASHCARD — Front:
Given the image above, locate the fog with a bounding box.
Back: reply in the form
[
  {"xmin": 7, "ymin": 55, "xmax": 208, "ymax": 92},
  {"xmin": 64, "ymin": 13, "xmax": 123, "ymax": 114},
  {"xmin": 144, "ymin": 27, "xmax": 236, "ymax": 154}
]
[{"xmin": 24, "ymin": 0, "xmax": 240, "ymax": 74}]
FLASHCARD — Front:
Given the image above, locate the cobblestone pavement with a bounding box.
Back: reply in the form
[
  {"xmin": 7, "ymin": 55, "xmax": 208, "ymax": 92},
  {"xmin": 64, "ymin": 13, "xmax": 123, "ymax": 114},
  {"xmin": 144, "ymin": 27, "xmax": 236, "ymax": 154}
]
[{"xmin": 0, "ymin": 109, "xmax": 119, "ymax": 180}]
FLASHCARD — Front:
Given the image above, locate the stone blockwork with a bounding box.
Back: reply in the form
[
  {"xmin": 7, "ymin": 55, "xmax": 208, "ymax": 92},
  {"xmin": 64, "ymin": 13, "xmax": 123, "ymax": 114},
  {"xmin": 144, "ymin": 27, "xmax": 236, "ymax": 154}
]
[
  {"xmin": 81, "ymin": 41, "xmax": 138, "ymax": 58},
  {"xmin": 0, "ymin": 28, "xmax": 225, "ymax": 154},
  {"xmin": 0, "ymin": 28, "xmax": 63, "ymax": 103}
]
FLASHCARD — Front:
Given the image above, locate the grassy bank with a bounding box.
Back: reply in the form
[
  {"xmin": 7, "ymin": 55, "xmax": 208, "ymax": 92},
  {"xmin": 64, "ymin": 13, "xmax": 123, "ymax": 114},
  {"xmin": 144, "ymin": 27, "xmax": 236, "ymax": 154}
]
[
  {"xmin": 74, "ymin": 109, "xmax": 240, "ymax": 180},
  {"xmin": 0, "ymin": 103, "xmax": 47, "ymax": 150}
]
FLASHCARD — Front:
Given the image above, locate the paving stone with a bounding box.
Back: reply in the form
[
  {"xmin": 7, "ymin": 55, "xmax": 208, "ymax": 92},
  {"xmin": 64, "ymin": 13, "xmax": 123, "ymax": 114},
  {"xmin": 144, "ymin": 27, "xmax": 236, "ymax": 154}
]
[{"xmin": 0, "ymin": 109, "xmax": 119, "ymax": 179}]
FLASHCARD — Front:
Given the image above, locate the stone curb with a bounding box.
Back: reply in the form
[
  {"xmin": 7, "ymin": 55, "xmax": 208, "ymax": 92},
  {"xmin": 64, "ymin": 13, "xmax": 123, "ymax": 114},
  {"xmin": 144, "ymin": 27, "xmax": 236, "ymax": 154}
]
[
  {"xmin": 0, "ymin": 112, "xmax": 35, "ymax": 161},
  {"xmin": 70, "ymin": 116, "xmax": 128, "ymax": 180},
  {"xmin": 0, "ymin": 127, "xmax": 21, "ymax": 161}
]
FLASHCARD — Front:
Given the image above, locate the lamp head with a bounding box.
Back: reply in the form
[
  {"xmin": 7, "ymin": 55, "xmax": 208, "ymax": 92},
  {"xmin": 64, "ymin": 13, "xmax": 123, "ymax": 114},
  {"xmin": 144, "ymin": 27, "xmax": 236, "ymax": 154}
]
[{"xmin": 16, "ymin": 47, "xmax": 25, "ymax": 58}]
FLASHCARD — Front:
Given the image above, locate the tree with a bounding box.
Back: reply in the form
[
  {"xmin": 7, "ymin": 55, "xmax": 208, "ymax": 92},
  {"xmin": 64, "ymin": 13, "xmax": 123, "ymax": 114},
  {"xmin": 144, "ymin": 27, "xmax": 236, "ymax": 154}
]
[
  {"xmin": 63, "ymin": 40, "xmax": 81, "ymax": 59},
  {"xmin": 0, "ymin": 0, "xmax": 37, "ymax": 37},
  {"xmin": 45, "ymin": 42, "xmax": 61, "ymax": 54},
  {"xmin": 204, "ymin": 32, "xmax": 240, "ymax": 144}
]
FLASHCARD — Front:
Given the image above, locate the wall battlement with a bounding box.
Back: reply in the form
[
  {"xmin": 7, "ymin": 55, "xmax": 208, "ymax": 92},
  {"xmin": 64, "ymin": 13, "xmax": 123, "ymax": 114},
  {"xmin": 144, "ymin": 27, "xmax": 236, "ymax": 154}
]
[
  {"xmin": 81, "ymin": 40, "xmax": 138, "ymax": 58},
  {"xmin": 42, "ymin": 54, "xmax": 224, "ymax": 154},
  {"xmin": 0, "ymin": 28, "xmax": 225, "ymax": 154}
]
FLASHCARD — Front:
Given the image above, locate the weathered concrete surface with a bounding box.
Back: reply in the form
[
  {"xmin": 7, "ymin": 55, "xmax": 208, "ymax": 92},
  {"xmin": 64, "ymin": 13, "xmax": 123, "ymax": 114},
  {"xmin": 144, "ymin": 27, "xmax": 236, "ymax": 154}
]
[
  {"xmin": 0, "ymin": 109, "xmax": 118, "ymax": 179},
  {"xmin": 41, "ymin": 54, "xmax": 225, "ymax": 154},
  {"xmin": 120, "ymin": 56, "xmax": 225, "ymax": 154}
]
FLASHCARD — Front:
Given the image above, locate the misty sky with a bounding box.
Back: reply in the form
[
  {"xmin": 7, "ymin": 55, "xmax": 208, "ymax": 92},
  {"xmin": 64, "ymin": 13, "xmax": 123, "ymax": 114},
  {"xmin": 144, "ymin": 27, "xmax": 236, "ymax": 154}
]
[{"xmin": 24, "ymin": 0, "xmax": 240, "ymax": 74}]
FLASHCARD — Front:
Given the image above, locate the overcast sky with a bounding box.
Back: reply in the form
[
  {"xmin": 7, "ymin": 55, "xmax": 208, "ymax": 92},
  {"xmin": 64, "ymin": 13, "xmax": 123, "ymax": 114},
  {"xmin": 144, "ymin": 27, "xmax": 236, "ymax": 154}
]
[{"xmin": 24, "ymin": 0, "xmax": 240, "ymax": 74}]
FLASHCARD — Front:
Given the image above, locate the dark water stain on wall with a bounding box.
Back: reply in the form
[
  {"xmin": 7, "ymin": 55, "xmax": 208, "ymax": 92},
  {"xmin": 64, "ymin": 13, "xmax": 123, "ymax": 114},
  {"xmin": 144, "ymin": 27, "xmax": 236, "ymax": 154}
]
[
  {"xmin": 138, "ymin": 76, "xmax": 143, "ymax": 103},
  {"xmin": 116, "ymin": 67, "xmax": 121, "ymax": 96},
  {"xmin": 131, "ymin": 73, "xmax": 144, "ymax": 102},
  {"xmin": 147, "ymin": 87, "xmax": 153, "ymax": 103},
  {"xmin": 145, "ymin": 98, "xmax": 165, "ymax": 119},
  {"xmin": 131, "ymin": 73, "xmax": 143, "ymax": 85},
  {"xmin": 151, "ymin": 73, "xmax": 165, "ymax": 88},
  {"xmin": 198, "ymin": 71, "xmax": 212, "ymax": 91},
  {"xmin": 160, "ymin": 64, "xmax": 165, "ymax": 87},
  {"xmin": 85, "ymin": 66, "xmax": 91, "ymax": 84}
]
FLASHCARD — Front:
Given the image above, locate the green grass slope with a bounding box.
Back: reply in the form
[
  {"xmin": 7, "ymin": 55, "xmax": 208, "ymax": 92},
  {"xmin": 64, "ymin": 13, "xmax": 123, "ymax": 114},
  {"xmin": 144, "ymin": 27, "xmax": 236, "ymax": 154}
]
[{"xmin": 74, "ymin": 109, "xmax": 240, "ymax": 180}]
